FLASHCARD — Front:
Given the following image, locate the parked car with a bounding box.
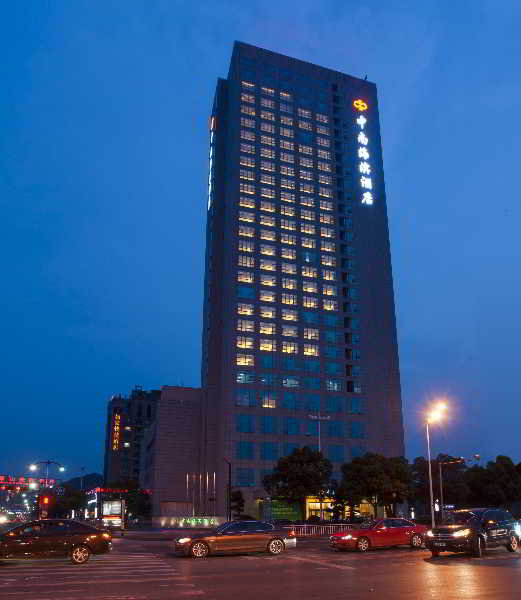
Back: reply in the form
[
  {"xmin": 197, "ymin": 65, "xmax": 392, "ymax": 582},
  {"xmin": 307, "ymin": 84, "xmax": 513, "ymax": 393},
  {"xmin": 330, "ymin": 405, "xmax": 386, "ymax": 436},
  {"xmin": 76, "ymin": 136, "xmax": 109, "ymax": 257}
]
[
  {"xmin": 174, "ymin": 520, "xmax": 296, "ymax": 558},
  {"xmin": 330, "ymin": 518, "xmax": 428, "ymax": 552},
  {"xmin": 425, "ymin": 508, "xmax": 520, "ymax": 558},
  {"xmin": 0, "ymin": 519, "xmax": 112, "ymax": 564}
]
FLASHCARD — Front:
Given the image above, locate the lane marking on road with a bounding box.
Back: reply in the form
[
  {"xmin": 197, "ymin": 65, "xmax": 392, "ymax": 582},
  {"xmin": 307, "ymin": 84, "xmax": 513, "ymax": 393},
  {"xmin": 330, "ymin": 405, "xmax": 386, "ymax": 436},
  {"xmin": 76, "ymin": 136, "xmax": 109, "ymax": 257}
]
[
  {"xmin": 0, "ymin": 577, "xmax": 184, "ymax": 588},
  {"xmin": 286, "ymin": 555, "xmax": 355, "ymax": 570}
]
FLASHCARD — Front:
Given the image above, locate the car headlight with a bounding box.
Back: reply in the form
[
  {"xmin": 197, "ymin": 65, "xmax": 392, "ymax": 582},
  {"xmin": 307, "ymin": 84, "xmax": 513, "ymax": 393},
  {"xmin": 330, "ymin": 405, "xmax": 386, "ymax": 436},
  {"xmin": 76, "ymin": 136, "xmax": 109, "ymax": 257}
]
[
  {"xmin": 177, "ymin": 537, "xmax": 191, "ymax": 544},
  {"xmin": 341, "ymin": 534, "xmax": 352, "ymax": 540},
  {"xmin": 453, "ymin": 528, "xmax": 471, "ymax": 538},
  {"xmin": 426, "ymin": 530, "xmax": 434, "ymax": 537},
  {"xmin": 102, "ymin": 533, "xmax": 111, "ymax": 539},
  {"xmin": 514, "ymin": 524, "xmax": 521, "ymax": 537}
]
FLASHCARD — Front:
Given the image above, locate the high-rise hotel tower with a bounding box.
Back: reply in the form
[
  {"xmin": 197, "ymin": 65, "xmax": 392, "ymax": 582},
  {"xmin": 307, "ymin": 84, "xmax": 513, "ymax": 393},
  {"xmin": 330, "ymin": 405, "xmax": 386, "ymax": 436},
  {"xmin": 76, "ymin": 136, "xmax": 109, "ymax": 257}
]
[{"xmin": 201, "ymin": 42, "xmax": 404, "ymax": 514}]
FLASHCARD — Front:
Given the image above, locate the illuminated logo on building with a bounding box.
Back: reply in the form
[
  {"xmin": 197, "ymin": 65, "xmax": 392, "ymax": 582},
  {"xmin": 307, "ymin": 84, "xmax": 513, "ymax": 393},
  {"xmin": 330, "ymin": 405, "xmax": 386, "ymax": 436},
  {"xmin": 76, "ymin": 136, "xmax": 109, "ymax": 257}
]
[
  {"xmin": 112, "ymin": 412, "xmax": 121, "ymax": 451},
  {"xmin": 353, "ymin": 99, "xmax": 373, "ymax": 205},
  {"xmin": 207, "ymin": 116, "xmax": 216, "ymax": 210}
]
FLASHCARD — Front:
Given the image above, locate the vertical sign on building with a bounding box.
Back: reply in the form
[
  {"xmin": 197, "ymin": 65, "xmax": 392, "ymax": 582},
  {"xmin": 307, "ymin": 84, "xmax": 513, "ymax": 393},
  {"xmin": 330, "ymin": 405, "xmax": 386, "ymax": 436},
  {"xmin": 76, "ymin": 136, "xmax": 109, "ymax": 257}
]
[
  {"xmin": 207, "ymin": 116, "xmax": 216, "ymax": 210},
  {"xmin": 112, "ymin": 410, "xmax": 121, "ymax": 451},
  {"xmin": 353, "ymin": 99, "xmax": 373, "ymax": 205}
]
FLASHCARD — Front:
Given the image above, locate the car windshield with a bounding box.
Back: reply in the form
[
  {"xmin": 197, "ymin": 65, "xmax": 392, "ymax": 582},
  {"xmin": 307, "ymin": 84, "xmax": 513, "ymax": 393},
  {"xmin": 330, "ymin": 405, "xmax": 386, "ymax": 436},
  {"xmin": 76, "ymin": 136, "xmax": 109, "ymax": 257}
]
[
  {"xmin": 358, "ymin": 520, "xmax": 378, "ymax": 529},
  {"xmin": 445, "ymin": 511, "xmax": 482, "ymax": 525}
]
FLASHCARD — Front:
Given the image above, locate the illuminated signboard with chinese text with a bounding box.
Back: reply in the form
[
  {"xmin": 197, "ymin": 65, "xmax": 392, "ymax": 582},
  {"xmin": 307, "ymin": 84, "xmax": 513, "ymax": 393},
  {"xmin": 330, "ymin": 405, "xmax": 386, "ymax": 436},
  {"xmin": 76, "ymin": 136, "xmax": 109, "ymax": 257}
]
[
  {"xmin": 353, "ymin": 99, "xmax": 373, "ymax": 205},
  {"xmin": 112, "ymin": 412, "xmax": 121, "ymax": 451},
  {"xmin": 207, "ymin": 116, "xmax": 216, "ymax": 210}
]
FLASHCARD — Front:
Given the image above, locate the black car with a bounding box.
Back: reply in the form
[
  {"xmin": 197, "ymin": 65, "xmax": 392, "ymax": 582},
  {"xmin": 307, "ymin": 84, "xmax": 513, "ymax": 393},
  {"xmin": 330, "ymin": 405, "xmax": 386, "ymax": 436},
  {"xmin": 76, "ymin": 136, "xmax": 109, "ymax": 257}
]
[
  {"xmin": 425, "ymin": 508, "xmax": 520, "ymax": 558},
  {"xmin": 0, "ymin": 519, "xmax": 112, "ymax": 564}
]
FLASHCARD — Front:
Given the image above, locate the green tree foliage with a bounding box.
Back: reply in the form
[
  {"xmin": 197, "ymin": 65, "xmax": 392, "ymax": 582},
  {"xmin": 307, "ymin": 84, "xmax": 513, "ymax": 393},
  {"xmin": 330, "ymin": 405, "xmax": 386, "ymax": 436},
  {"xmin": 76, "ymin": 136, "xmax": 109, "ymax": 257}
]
[
  {"xmin": 230, "ymin": 489, "xmax": 245, "ymax": 519},
  {"xmin": 262, "ymin": 447, "xmax": 332, "ymax": 520},
  {"xmin": 105, "ymin": 480, "xmax": 151, "ymax": 519}
]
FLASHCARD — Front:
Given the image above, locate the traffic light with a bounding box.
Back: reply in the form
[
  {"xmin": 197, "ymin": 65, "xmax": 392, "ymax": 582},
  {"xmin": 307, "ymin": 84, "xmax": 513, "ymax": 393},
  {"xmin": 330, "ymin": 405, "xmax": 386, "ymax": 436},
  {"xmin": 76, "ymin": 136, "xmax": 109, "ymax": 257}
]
[{"xmin": 42, "ymin": 496, "xmax": 49, "ymax": 505}]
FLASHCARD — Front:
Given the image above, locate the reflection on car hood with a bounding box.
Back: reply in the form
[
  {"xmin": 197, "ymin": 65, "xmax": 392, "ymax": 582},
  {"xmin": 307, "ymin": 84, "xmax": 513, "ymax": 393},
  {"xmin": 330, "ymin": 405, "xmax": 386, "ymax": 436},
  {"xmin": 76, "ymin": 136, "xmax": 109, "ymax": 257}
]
[{"xmin": 431, "ymin": 524, "xmax": 470, "ymax": 534}]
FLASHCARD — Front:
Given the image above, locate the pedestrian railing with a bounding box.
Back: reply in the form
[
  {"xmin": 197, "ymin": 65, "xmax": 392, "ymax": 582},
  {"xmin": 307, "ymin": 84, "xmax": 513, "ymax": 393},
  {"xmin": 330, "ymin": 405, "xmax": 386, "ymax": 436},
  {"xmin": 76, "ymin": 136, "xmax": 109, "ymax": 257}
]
[{"xmin": 285, "ymin": 524, "xmax": 356, "ymax": 537}]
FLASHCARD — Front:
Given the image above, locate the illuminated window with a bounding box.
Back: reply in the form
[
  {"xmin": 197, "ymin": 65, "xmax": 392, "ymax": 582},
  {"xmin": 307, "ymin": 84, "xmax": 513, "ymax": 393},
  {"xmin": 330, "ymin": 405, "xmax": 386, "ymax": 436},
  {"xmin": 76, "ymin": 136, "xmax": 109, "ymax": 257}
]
[
  {"xmin": 282, "ymin": 262, "xmax": 297, "ymax": 274},
  {"xmin": 236, "ymin": 371, "xmax": 255, "ymax": 384},
  {"xmin": 239, "ymin": 225, "xmax": 255, "ymax": 238},
  {"xmin": 280, "ymin": 139, "xmax": 294, "ymax": 151},
  {"xmin": 281, "ymin": 191, "xmax": 295, "ymax": 203},
  {"xmin": 323, "ymin": 285, "xmax": 337, "ymax": 296},
  {"xmin": 261, "ymin": 110, "xmax": 275, "ymax": 120},
  {"xmin": 300, "ymin": 196, "xmax": 315, "ymax": 207},
  {"xmin": 320, "ymin": 199, "xmax": 333, "ymax": 211},
  {"xmin": 299, "ymin": 145, "xmax": 313, "ymax": 155},
  {"xmin": 261, "ymin": 135, "xmax": 275, "ymax": 146},
  {"xmin": 280, "ymin": 115, "xmax": 293, "ymax": 126},
  {"xmin": 241, "ymin": 117, "xmax": 255, "ymax": 128},
  {"xmin": 238, "ymin": 255, "xmax": 254, "ymax": 268},
  {"xmin": 237, "ymin": 303, "xmax": 254, "ymax": 316},
  {"xmin": 302, "ymin": 266, "xmax": 317, "ymax": 278},
  {"xmin": 241, "ymin": 129, "xmax": 255, "ymax": 141},
  {"xmin": 301, "ymin": 223, "xmax": 315, "ymax": 235},
  {"xmin": 260, "ymin": 214, "xmax": 275, "ymax": 227},
  {"xmin": 301, "ymin": 210, "xmax": 315, "ymax": 221},
  {"xmin": 321, "ymin": 227, "xmax": 334, "ymax": 238},
  {"xmin": 299, "ymin": 120, "xmax": 313, "ymax": 131},
  {"xmin": 261, "ymin": 122, "xmax": 275, "ymax": 133},
  {"xmin": 280, "ymin": 152, "xmax": 294, "ymax": 163},
  {"xmin": 260, "ymin": 338, "xmax": 276, "ymax": 351},
  {"xmin": 282, "ymin": 310, "xmax": 298, "ymax": 322},
  {"xmin": 241, "ymin": 81, "xmax": 255, "ymax": 89},
  {"xmin": 280, "ymin": 205, "xmax": 295, "ymax": 216},
  {"xmin": 240, "ymin": 155, "xmax": 255, "ymax": 167},
  {"xmin": 319, "ymin": 186, "xmax": 332, "ymax": 197},
  {"xmin": 260, "ymin": 229, "xmax": 276, "ymax": 241},
  {"xmin": 319, "ymin": 174, "xmax": 332, "ymax": 185},
  {"xmin": 316, "ymin": 113, "xmax": 328, "ymax": 123},
  {"xmin": 281, "ymin": 248, "xmax": 296, "ymax": 260},
  {"xmin": 280, "ymin": 219, "xmax": 296, "ymax": 231},
  {"xmin": 317, "ymin": 149, "xmax": 332, "ymax": 160},
  {"xmin": 260, "ymin": 274, "xmax": 276, "ymax": 287},
  {"xmin": 261, "ymin": 174, "xmax": 275, "ymax": 185},
  {"xmin": 261, "ymin": 147, "xmax": 276, "ymax": 158},
  {"xmin": 322, "ymin": 270, "xmax": 336, "ymax": 281},
  {"xmin": 237, "ymin": 319, "xmax": 254, "ymax": 332},
  {"xmin": 237, "ymin": 271, "xmax": 254, "ymax": 283},
  {"xmin": 239, "ymin": 196, "xmax": 255, "ymax": 208},
  {"xmin": 298, "ymin": 108, "xmax": 312, "ymax": 118},
  {"xmin": 260, "ymin": 244, "xmax": 276, "ymax": 256},
  {"xmin": 282, "ymin": 325, "xmax": 298, "ymax": 337},
  {"xmin": 300, "ymin": 170, "xmax": 313, "ymax": 181},
  {"xmin": 280, "ymin": 165, "xmax": 295, "ymax": 176},
  {"xmin": 239, "ymin": 169, "xmax": 255, "ymax": 181},
  {"xmin": 237, "ymin": 336, "xmax": 254, "ymax": 349},
  {"xmin": 261, "ymin": 86, "xmax": 275, "ymax": 96},
  {"xmin": 261, "ymin": 391, "xmax": 277, "ymax": 408},
  {"xmin": 261, "ymin": 98, "xmax": 275, "ymax": 109},
  {"xmin": 280, "ymin": 127, "xmax": 294, "ymax": 138},
  {"xmin": 316, "ymin": 125, "xmax": 330, "ymax": 136},
  {"xmin": 281, "ymin": 178, "xmax": 295, "ymax": 190},
  {"xmin": 237, "ymin": 353, "xmax": 254, "ymax": 366},
  {"xmin": 238, "ymin": 240, "xmax": 254, "ymax": 252},
  {"xmin": 281, "ymin": 234, "xmax": 297, "ymax": 245},
  {"xmin": 317, "ymin": 137, "xmax": 330, "ymax": 148},
  {"xmin": 241, "ymin": 143, "xmax": 255, "ymax": 154},
  {"xmin": 257, "ymin": 202, "xmax": 273, "ymax": 215},
  {"xmin": 241, "ymin": 93, "xmax": 255, "ymax": 103},
  {"xmin": 260, "ymin": 322, "xmax": 275, "ymax": 335},
  {"xmin": 240, "ymin": 183, "xmax": 255, "ymax": 195},
  {"xmin": 280, "ymin": 102, "xmax": 292, "ymax": 113},
  {"xmin": 303, "ymin": 296, "xmax": 318, "ymax": 308},
  {"xmin": 280, "ymin": 91, "xmax": 292, "ymax": 101},
  {"xmin": 261, "ymin": 161, "xmax": 275, "ymax": 172},
  {"xmin": 239, "ymin": 211, "xmax": 255, "ymax": 223},
  {"xmin": 303, "ymin": 281, "xmax": 317, "ymax": 293},
  {"xmin": 323, "ymin": 299, "xmax": 338, "ymax": 311},
  {"xmin": 282, "ymin": 278, "xmax": 297, "ymax": 290},
  {"xmin": 321, "ymin": 240, "xmax": 335, "ymax": 252},
  {"xmin": 325, "ymin": 379, "xmax": 342, "ymax": 392},
  {"xmin": 282, "ymin": 293, "xmax": 297, "ymax": 305},
  {"xmin": 320, "ymin": 213, "xmax": 334, "ymax": 224},
  {"xmin": 261, "ymin": 187, "xmax": 275, "ymax": 198},
  {"xmin": 300, "ymin": 156, "xmax": 313, "ymax": 168},
  {"xmin": 300, "ymin": 183, "xmax": 314, "ymax": 194},
  {"xmin": 260, "ymin": 259, "xmax": 276, "ymax": 271},
  {"xmin": 304, "ymin": 344, "xmax": 319, "ymax": 356},
  {"xmin": 304, "ymin": 328, "xmax": 319, "ymax": 340},
  {"xmin": 317, "ymin": 161, "xmax": 331, "ymax": 172},
  {"xmin": 260, "ymin": 306, "xmax": 276, "ymax": 319},
  {"xmin": 301, "ymin": 238, "xmax": 316, "ymax": 249},
  {"xmin": 260, "ymin": 290, "xmax": 276, "ymax": 303},
  {"xmin": 282, "ymin": 341, "xmax": 298, "ymax": 354},
  {"xmin": 321, "ymin": 255, "xmax": 336, "ymax": 266}
]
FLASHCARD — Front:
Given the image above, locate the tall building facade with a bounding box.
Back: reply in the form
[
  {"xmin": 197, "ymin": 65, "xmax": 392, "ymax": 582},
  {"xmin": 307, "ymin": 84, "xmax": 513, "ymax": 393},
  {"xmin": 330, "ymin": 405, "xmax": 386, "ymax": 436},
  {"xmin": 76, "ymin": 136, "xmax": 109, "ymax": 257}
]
[{"xmin": 202, "ymin": 41, "xmax": 404, "ymax": 515}]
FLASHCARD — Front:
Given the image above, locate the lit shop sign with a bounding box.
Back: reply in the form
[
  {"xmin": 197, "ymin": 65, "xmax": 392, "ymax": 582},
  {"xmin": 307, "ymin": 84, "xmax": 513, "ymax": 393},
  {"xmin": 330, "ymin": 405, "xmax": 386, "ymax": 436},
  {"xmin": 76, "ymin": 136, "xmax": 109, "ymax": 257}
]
[
  {"xmin": 353, "ymin": 99, "xmax": 373, "ymax": 205},
  {"xmin": 207, "ymin": 116, "xmax": 216, "ymax": 210},
  {"xmin": 112, "ymin": 412, "xmax": 121, "ymax": 451}
]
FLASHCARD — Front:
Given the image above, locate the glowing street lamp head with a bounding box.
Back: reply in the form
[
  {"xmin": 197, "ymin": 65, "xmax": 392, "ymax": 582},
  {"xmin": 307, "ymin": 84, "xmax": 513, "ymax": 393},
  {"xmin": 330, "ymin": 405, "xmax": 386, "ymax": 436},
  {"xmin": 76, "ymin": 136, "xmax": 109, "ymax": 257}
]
[
  {"xmin": 29, "ymin": 464, "xmax": 37, "ymax": 471},
  {"xmin": 59, "ymin": 466, "xmax": 65, "ymax": 472},
  {"xmin": 426, "ymin": 401, "xmax": 448, "ymax": 424}
]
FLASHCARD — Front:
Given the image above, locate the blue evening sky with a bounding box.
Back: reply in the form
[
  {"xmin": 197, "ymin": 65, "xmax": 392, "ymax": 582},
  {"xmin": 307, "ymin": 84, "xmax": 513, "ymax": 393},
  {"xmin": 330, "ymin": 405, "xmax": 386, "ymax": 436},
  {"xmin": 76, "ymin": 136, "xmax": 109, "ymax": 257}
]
[{"xmin": 1, "ymin": 1, "xmax": 520, "ymax": 478}]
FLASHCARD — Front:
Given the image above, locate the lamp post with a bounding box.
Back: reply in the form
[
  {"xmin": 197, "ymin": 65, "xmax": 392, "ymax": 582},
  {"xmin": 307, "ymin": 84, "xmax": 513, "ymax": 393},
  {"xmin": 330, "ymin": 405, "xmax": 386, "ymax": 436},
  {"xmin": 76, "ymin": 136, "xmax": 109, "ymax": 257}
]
[
  {"xmin": 438, "ymin": 454, "xmax": 479, "ymax": 524},
  {"xmin": 29, "ymin": 460, "xmax": 65, "ymax": 488},
  {"xmin": 424, "ymin": 403, "xmax": 446, "ymax": 529}
]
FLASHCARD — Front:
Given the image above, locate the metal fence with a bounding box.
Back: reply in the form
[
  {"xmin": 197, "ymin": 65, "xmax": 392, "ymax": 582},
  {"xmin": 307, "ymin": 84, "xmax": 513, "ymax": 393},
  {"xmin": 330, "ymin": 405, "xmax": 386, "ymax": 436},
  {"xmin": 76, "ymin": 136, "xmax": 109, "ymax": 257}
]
[{"xmin": 286, "ymin": 524, "xmax": 355, "ymax": 537}]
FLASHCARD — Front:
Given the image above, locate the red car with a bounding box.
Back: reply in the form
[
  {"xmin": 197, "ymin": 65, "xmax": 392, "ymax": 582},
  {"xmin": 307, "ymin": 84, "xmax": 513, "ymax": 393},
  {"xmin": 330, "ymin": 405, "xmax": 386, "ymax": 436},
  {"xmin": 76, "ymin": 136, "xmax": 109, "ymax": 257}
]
[{"xmin": 330, "ymin": 518, "xmax": 427, "ymax": 552}]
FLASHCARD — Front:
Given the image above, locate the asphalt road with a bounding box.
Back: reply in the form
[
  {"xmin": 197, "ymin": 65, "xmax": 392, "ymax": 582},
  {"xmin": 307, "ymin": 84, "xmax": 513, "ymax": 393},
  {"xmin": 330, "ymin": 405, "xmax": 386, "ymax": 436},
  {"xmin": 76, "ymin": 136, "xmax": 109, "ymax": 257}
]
[{"xmin": 1, "ymin": 535, "xmax": 521, "ymax": 600}]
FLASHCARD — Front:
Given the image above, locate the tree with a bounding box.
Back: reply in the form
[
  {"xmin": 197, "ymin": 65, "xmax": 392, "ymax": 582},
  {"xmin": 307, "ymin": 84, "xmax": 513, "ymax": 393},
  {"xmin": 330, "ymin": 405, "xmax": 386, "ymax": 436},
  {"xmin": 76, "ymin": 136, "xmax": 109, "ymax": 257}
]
[
  {"xmin": 262, "ymin": 447, "xmax": 332, "ymax": 520},
  {"xmin": 105, "ymin": 480, "xmax": 151, "ymax": 519},
  {"xmin": 230, "ymin": 490, "xmax": 245, "ymax": 519},
  {"xmin": 48, "ymin": 486, "xmax": 84, "ymax": 518}
]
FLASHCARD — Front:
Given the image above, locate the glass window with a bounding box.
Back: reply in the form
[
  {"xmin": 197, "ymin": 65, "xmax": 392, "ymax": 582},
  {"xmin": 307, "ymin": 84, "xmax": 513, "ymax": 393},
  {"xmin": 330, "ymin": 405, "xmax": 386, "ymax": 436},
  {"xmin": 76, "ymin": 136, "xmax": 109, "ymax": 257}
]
[
  {"xmin": 260, "ymin": 245, "xmax": 276, "ymax": 256},
  {"xmin": 303, "ymin": 377, "xmax": 321, "ymax": 390},
  {"xmin": 283, "ymin": 417, "xmax": 300, "ymax": 435},
  {"xmin": 236, "ymin": 353, "xmax": 254, "ymax": 366},
  {"xmin": 237, "ymin": 414, "xmax": 255, "ymax": 433},
  {"xmin": 260, "ymin": 306, "xmax": 276, "ymax": 319},
  {"xmin": 302, "ymin": 311, "xmax": 319, "ymax": 324},
  {"xmin": 261, "ymin": 442, "xmax": 278, "ymax": 461},
  {"xmin": 282, "ymin": 325, "xmax": 298, "ymax": 337},
  {"xmin": 328, "ymin": 445, "xmax": 344, "ymax": 463},
  {"xmin": 348, "ymin": 398, "xmax": 364, "ymax": 414},
  {"xmin": 237, "ymin": 303, "xmax": 254, "ymax": 316},
  {"xmin": 236, "ymin": 468, "xmax": 255, "ymax": 487},
  {"xmin": 303, "ymin": 344, "xmax": 319, "ymax": 356},
  {"xmin": 259, "ymin": 354, "xmax": 275, "ymax": 369},
  {"xmin": 237, "ymin": 319, "xmax": 254, "ymax": 332},
  {"xmin": 282, "ymin": 341, "xmax": 298, "ymax": 353},
  {"xmin": 237, "ymin": 286, "xmax": 255, "ymax": 299},
  {"xmin": 283, "ymin": 393, "xmax": 298, "ymax": 410},
  {"xmin": 236, "ymin": 389, "xmax": 256, "ymax": 407},
  {"xmin": 259, "ymin": 373, "xmax": 278, "ymax": 385},
  {"xmin": 259, "ymin": 338, "xmax": 276, "ymax": 351},
  {"xmin": 303, "ymin": 296, "xmax": 318, "ymax": 308},
  {"xmin": 236, "ymin": 371, "xmax": 255, "ymax": 384},
  {"xmin": 351, "ymin": 422, "xmax": 365, "ymax": 439},
  {"xmin": 261, "ymin": 415, "xmax": 277, "ymax": 434},
  {"xmin": 259, "ymin": 321, "xmax": 275, "ymax": 335},
  {"xmin": 282, "ymin": 278, "xmax": 297, "ymax": 290},
  {"xmin": 260, "ymin": 390, "xmax": 278, "ymax": 408},
  {"xmin": 304, "ymin": 395, "xmax": 320, "ymax": 411},
  {"xmin": 303, "ymin": 359, "xmax": 320, "ymax": 373},
  {"xmin": 281, "ymin": 309, "xmax": 298, "ymax": 321},
  {"xmin": 325, "ymin": 379, "xmax": 342, "ymax": 392},
  {"xmin": 237, "ymin": 271, "xmax": 254, "ymax": 284},
  {"xmin": 260, "ymin": 274, "xmax": 276, "ymax": 287},
  {"xmin": 326, "ymin": 362, "xmax": 341, "ymax": 375},
  {"xmin": 281, "ymin": 262, "xmax": 297, "ymax": 274},
  {"xmin": 282, "ymin": 356, "xmax": 299, "ymax": 370},
  {"xmin": 303, "ymin": 328, "xmax": 319, "ymax": 340},
  {"xmin": 236, "ymin": 336, "xmax": 254, "ymax": 349},
  {"xmin": 283, "ymin": 376, "xmax": 300, "ymax": 388},
  {"xmin": 260, "ymin": 259, "xmax": 276, "ymax": 271},
  {"xmin": 328, "ymin": 420, "xmax": 344, "ymax": 437}
]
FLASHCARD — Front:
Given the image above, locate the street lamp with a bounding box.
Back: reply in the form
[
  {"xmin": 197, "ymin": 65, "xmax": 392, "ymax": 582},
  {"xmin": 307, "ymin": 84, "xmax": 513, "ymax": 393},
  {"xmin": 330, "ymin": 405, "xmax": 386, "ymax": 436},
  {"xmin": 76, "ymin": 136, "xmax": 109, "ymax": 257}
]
[
  {"xmin": 28, "ymin": 460, "xmax": 66, "ymax": 487},
  {"xmin": 307, "ymin": 413, "xmax": 331, "ymax": 453},
  {"xmin": 425, "ymin": 403, "xmax": 447, "ymax": 530}
]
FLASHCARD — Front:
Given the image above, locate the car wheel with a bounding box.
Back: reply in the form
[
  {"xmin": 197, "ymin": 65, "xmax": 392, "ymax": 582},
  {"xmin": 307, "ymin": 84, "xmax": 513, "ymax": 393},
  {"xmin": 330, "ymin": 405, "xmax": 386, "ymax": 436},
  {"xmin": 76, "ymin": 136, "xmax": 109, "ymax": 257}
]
[
  {"xmin": 190, "ymin": 542, "xmax": 209, "ymax": 559},
  {"xmin": 70, "ymin": 545, "xmax": 91, "ymax": 565},
  {"xmin": 471, "ymin": 536, "xmax": 483, "ymax": 558},
  {"xmin": 410, "ymin": 534, "xmax": 423, "ymax": 549},
  {"xmin": 267, "ymin": 538, "xmax": 285, "ymax": 555},
  {"xmin": 506, "ymin": 535, "xmax": 518, "ymax": 553},
  {"xmin": 356, "ymin": 537, "xmax": 370, "ymax": 552}
]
